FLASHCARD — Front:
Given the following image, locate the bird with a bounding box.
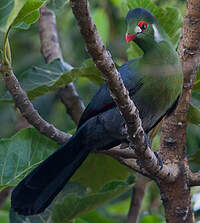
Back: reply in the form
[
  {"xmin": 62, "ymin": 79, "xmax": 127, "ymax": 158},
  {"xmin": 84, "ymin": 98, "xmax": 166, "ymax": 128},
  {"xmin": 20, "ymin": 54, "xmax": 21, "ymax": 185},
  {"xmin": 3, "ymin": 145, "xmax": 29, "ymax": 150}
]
[{"xmin": 11, "ymin": 8, "xmax": 183, "ymax": 216}]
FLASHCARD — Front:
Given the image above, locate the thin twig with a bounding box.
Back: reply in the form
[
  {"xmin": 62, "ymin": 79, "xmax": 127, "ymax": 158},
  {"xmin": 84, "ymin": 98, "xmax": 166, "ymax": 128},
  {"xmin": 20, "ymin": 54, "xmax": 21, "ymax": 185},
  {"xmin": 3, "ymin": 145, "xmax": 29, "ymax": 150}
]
[
  {"xmin": 189, "ymin": 172, "xmax": 200, "ymax": 186},
  {"xmin": 39, "ymin": 6, "xmax": 85, "ymax": 124},
  {"xmin": 127, "ymin": 174, "xmax": 150, "ymax": 223}
]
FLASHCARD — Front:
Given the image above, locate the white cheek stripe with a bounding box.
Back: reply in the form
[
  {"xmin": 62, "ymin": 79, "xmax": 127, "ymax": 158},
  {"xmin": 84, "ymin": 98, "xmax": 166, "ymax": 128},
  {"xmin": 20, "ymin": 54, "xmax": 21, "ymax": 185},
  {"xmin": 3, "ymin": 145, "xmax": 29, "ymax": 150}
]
[
  {"xmin": 152, "ymin": 24, "xmax": 164, "ymax": 42},
  {"xmin": 135, "ymin": 25, "xmax": 142, "ymax": 33}
]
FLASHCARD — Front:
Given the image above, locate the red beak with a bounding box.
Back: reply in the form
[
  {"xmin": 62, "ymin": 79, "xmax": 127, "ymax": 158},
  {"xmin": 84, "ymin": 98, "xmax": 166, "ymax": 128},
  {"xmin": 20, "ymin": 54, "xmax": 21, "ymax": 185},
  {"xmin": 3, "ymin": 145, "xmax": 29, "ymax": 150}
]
[{"xmin": 125, "ymin": 34, "xmax": 136, "ymax": 42}]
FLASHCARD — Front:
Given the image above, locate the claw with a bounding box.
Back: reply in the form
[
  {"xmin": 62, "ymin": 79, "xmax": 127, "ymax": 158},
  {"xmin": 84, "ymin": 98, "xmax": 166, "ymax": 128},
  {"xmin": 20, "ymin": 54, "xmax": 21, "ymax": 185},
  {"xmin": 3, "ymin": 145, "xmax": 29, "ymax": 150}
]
[
  {"xmin": 154, "ymin": 152, "xmax": 163, "ymax": 170},
  {"xmin": 144, "ymin": 133, "xmax": 150, "ymax": 150},
  {"xmin": 136, "ymin": 159, "xmax": 142, "ymax": 170}
]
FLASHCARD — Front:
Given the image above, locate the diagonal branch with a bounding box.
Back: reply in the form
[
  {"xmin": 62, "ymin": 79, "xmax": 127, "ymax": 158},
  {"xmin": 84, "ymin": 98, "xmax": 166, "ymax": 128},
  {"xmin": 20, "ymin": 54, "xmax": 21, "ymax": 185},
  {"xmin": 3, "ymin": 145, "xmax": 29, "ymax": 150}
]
[
  {"xmin": 70, "ymin": 0, "xmax": 179, "ymax": 182},
  {"xmin": 0, "ymin": 64, "xmax": 71, "ymax": 144},
  {"xmin": 39, "ymin": 6, "xmax": 85, "ymax": 125}
]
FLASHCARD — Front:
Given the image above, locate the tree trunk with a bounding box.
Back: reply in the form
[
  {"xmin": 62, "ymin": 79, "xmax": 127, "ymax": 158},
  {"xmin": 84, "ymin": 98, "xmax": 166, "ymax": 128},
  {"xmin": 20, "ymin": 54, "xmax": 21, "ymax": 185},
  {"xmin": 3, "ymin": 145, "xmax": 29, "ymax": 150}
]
[{"xmin": 158, "ymin": 0, "xmax": 200, "ymax": 221}]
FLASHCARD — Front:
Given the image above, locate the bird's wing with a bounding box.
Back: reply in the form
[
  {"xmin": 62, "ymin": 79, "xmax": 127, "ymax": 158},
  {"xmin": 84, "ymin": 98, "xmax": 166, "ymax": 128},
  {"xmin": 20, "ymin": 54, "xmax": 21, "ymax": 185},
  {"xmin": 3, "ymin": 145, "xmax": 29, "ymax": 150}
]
[{"xmin": 78, "ymin": 60, "xmax": 143, "ymax": 128}]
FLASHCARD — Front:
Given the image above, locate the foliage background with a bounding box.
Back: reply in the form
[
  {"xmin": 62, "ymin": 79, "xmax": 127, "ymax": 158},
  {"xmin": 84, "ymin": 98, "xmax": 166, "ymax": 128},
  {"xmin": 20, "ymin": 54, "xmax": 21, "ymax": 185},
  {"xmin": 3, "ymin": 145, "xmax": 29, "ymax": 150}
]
[{"xmin": 0, "ymin": 0, "xmax": 200, "ymax": 223}]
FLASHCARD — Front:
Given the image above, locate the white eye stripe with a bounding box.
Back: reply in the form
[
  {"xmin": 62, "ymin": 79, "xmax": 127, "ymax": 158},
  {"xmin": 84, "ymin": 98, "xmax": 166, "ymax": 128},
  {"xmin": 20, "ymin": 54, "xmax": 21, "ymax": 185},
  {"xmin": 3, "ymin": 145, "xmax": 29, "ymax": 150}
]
[
  {"xmin": 135, "ymin": 25, "xmax": 142, "ymax": 33},
  {"xmin": 152, "ymin": 24, "xmax": 164, "ymax": 43}
]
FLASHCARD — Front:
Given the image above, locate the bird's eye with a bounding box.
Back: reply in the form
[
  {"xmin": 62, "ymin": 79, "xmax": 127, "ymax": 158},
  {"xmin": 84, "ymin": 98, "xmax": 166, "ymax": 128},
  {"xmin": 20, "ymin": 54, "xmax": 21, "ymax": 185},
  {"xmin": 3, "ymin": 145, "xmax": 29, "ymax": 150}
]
[{"xmin": 138, "ymin": 21, "xmax": 147, "ymax": 31}]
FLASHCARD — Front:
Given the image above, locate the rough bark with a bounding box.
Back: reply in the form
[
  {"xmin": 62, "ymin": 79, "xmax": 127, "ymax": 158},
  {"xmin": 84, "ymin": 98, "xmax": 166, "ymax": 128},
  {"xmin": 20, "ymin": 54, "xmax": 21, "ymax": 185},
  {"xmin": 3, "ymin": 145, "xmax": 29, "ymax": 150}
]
[
  {"xmin": 39, "ymin": 6, "xmax": 85, "ymax": 124},
  {"xmin": 189, "ymin": 172, "xmax": 200, "ymax": 186},
  {"xmin": 70, "ymin": 0, "xmax": 179, "ymax": 182},
  {"xmin": 158, "ymin": 0, "xmax": 200, "ymax": 222}
]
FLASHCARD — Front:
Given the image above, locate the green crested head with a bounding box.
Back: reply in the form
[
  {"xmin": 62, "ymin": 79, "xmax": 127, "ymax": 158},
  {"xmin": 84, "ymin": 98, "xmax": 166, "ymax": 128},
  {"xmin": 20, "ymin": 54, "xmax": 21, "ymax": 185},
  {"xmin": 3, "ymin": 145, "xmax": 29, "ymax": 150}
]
[{"xmin": 125, "ymin": 8, "xmax": 170, "ymax": 52}]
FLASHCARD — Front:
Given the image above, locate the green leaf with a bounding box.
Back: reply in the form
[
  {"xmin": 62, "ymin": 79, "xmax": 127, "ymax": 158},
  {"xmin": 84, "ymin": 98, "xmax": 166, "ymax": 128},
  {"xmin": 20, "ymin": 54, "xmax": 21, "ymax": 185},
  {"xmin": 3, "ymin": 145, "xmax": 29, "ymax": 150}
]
[
  {"xmin": 47, "ymin": 0, "xmax": 68, "ymax": 14},
  {"xmin": 52, "ymin": 179, "xmax": 134, "ymax": 223},
  {"xmin": 109, "ymin": 0, "xmax": 125, "ymax": 9},
  {"xmin": 187, "ymin": 124, "xmax": 200, "ymax": 172},
  {"xmin": 92, "ymin": 9, "xmax": 110, "ymax": 44},
  {"xmin": 0, "ymin": 128, "xmax": 58, "ymax": 189},
  {"xmin": 21, "ymin": 59, "xmax": 102, "ymax": 100},
  {"xmin": 71, "ymin": 154, "xmax": 131, "ymax": 193},
  {"xmin": 0, "ymin": 0, "xmax": 46, "ymax": 32},
  {"xmin": 12, "ymin": 0, "xmax": 47, "ymax": 29},
  {"xmin": 11, "ymin": 179, "xmax": 133, "ymax": 223},
  {"xmin": 139, "ymin": 215, "xmax": 165, "ymax": 223},
  {"xmin": 0, "ymin": 0, "xmax": 27, "ymax": 32},
  {"xmin": 188, "ymin": 103, "xmax": 200, "ymax": 126},
  {"xmin": 10, "ymin": 182, "xmax": 86, "ymax": 223},
  {"xmin": 193, "ymin": 80, "xmax": 200, "ymax": 93},
  {"xmin": 13, "ymin": 9, "xmax": 39, "ymax": 30},
  {"xmin": 75, "ymin": 219, "xmax": 88, "ymax": 223},
  {"xmin": 0, "ymin": 59, "xmax": 103, "ymax": 102},
  {"xmin": 0, "ymin": 210, "xmax": 9, "ymax": 223},
  {"xmin": 80, "ymin": 210, "xmax": 118, "ymax": 223}
]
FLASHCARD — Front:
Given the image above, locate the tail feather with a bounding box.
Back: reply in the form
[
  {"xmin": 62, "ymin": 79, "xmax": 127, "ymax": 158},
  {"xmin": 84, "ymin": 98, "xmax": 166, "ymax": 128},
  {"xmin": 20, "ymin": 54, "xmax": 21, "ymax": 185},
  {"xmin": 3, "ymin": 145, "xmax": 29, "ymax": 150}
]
[
  {"xmin": 11, "ymin": 133, "xmax": 89, "ymax": 216},
  {"xmin": 11, "ymin": 115, "xmax": 120, "ymax": 216}
]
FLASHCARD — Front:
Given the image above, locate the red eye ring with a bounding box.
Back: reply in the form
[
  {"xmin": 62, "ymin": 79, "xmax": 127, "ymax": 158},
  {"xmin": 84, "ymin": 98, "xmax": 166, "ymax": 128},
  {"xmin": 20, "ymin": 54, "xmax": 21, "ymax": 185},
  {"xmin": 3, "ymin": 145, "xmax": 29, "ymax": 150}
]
[{"xmin": 138, "ymin": 21, "xmax": 147, "ymax": 31}]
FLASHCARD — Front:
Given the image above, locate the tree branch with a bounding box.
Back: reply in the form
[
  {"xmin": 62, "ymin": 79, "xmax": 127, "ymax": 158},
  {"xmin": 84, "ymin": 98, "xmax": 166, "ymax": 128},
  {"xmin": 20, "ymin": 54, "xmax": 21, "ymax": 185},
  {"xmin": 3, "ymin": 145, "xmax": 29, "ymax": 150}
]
[
  {"xmin": 57, "ymin": 85, "xmax": 85, "ymax": 125},
  {"xmin": 189, "ymin": 172, "xmax": 200, "ymax": 186},
  {"xmin": 96, "ymin": 146, "xmax": 137, "ymax": 159},
  {"xmin": 70, "ymin": 0, "xmax": 179, "ymax": 182},
  {"xmin": 39, "ymin": 6, "xmax": 85, "ymax": 125},
  {"xmin": 110, "ymin": 156, "xmax": 152, "ymax": 178},
  {"xmin": 0, "ymin": 64, "xmax": 71, "ymax": 144}
]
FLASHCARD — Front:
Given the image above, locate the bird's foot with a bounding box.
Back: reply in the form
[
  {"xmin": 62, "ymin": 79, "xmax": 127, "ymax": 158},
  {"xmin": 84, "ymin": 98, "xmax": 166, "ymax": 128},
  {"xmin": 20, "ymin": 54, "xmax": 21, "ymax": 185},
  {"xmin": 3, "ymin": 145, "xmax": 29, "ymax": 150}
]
[
  {"xmin": 144, "ymin": 134, "xmax": 150, "ymax": 151},
  {"xmin": 124, "ymin": 135, "xmax": 136, "ymax": 150},
  {"xmin": 126, "ymin": 133, "xmax": 150, "ymax": 150},
  {"xmin": 154, "ymin": 151, "xmax": 163, "ymax": 170},
  {"xmin": 128, "ymin": 141, "xmax": 136, "ymax": 150},
  {"xmin": 136, "ymin": 159, "xmax": 143, "ymax": 170}
]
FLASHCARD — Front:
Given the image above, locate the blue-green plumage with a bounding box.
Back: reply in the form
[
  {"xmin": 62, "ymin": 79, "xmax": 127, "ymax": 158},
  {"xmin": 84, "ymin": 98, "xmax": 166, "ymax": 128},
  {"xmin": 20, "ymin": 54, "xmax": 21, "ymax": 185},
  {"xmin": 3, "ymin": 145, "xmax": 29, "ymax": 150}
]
[{"xmin": 11, "ymin": 8, "xmax": 183, "ymax": 215}]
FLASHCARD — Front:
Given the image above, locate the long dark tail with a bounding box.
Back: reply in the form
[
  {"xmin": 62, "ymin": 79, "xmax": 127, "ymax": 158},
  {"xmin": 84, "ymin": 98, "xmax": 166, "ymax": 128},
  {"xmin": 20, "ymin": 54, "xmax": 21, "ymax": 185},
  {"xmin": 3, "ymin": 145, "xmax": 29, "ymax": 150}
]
[
  {"xmin": 11, "ymin": 117, "xmax": 120, "ymax": 216},
  {"xmin": 11, "ymin": 128, "xmax": 90, "ymax": 216}
]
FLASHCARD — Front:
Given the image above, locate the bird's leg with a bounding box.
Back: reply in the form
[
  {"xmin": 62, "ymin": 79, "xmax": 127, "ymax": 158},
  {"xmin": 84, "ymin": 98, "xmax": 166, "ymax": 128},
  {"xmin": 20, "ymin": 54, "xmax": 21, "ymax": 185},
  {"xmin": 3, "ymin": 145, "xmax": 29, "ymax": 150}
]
[
  {"xmin": 123, "ymin": 126, "xmax": 163, "ymax": 169},
  {"xmin": 138, "ymin": 134, "xmax": 163, "ymax": 170},
  {"xmin": 149, "ymin": 126, "xmax": 163, "ymax": 169},
  {"xmin": 135, "ymin": 133, "xmax": 149, "ymax": 169}
]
